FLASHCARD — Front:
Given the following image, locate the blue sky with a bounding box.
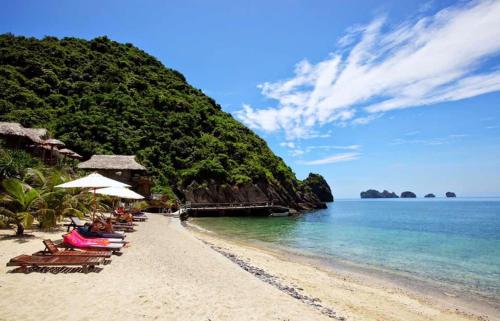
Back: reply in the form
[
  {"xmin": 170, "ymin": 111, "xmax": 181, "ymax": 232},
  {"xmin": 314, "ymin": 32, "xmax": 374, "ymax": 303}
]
[{"xmin": 1, "ymin": 0, "xmax": 499, "ymax": 198}]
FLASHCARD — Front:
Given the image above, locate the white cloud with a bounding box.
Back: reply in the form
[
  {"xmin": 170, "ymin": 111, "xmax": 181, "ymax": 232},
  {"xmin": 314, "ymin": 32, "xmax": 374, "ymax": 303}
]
[
  {"xmin": 299, "ymin": 152, "xmax": 360, "ymax": 165},
  {"xmin": 280, "ymin": 141, "xmax": 296, "ymax": 149},
  {"xmin": 237, "ymin": 0, "xmax": 500, "ymax": 140},
  {"xmin": 405, "ymin": 130, "xmax": 420, "ymax": 136},
  {"xmin": 390, "ymin": 133, "xmax": 468, "ymax": 146},
  {"xmin": 291, "ymin": 149, "xmax": 305, "ymax": 157},
  {"xmin": 306, "ymin": 144, "xmax": 361, "ymax": 151}
]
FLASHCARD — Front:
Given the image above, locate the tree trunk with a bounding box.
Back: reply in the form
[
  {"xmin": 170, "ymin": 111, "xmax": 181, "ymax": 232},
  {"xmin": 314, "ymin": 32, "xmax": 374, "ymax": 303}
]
[{"xmin": 16, "ymin": 223, "xmax": 24, "ymax": 236}]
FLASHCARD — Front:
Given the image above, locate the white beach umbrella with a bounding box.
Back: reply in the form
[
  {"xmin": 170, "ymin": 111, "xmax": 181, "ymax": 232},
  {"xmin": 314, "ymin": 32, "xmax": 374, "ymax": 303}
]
[
  {"xmin": 94, "ymin": 186, "xmax": 144, "ymax": 200},
  {"xmin": 56, "ymin": 173, "xmax": 130, "ymax": 219},
  {"xmin": 55, "ymin": 172, "xmax": 130, "ymax": 189}
]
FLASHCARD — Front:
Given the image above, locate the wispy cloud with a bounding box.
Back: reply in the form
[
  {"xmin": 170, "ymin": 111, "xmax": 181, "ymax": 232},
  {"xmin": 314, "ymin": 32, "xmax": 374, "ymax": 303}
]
[
  {"xmin": 237, "ymin": 0, "xmax": 500, "ymax": 139},
  {"xmin": 405, "ymin": 130, "xmax": 420, "ymax": 136},
  {"xmin": 306, "ymin": 144, "xmax": 361, "ymax": 151},
  {"xmin": 279, "ymin": 141, "xmax": 296, "ymax": 149},
  {"xmin": 299, "ymin": 152, "xmax": 360, "ymax": 165},
  {"xmin": 390, "ymin": 134, "xmax": 468, "ymax": 146},
  {"xmin": 282, "ymin": 143, "xmax": 361, "ymax": 157}
]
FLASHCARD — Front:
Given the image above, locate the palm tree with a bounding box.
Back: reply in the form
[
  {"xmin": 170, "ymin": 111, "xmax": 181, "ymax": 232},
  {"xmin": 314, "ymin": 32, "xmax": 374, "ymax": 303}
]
[
  {"xmin": 24, "ymin": 168, "xmax": 90, "ymax": 228},
  {"xmin": 0, "ymin": 178, "xmax": 42, "ymax": 235}
]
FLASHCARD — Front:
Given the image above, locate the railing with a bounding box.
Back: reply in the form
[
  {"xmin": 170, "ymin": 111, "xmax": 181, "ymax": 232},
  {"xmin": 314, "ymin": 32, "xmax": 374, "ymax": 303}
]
[{"xmin": 184, "ymin": 201, "xmax": 276, "ymax": 209}]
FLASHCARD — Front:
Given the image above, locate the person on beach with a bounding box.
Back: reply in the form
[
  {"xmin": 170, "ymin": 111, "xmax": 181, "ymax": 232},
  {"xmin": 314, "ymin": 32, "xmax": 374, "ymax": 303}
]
[
  {"xmin": 90, "ymin": 219, "xmax": 104, "ymax": 233},
  {"xmin": 103, "ymin": 217, "xmax": 114, "ymax": 233}
]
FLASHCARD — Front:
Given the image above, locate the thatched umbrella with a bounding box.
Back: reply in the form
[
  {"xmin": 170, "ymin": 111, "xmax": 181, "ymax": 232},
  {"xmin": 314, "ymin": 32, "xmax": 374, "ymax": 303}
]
[
  {"xmin": 43, "ymin": 138, "xmax": 65, "ymax": 163},
  {"xmin": 58, "ymin": 148, "xmax": 83, "ymax": 160},
  {"xmin": 43, "ymin": 138, "xmax": 65, "ymax": 148},
  {"xmin": 70, "ymin": 152, "xmax": 83, "ymax": 159}
]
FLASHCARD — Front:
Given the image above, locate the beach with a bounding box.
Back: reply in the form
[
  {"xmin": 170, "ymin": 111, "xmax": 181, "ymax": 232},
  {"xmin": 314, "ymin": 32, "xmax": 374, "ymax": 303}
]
[
  {"xmin": 0, "ymin": 214, "xmax": 331, "ymax": 321},
  {"xmin": 0, "ymin": 214, "xmax": 496, "ymax": 321}
]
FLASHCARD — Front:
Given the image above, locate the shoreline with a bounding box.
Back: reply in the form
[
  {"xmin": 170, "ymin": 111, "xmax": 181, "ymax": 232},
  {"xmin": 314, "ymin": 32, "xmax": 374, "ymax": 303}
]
[{"xmin": 187, "ymin": 220, "xmax": 499, "ymax": 321}]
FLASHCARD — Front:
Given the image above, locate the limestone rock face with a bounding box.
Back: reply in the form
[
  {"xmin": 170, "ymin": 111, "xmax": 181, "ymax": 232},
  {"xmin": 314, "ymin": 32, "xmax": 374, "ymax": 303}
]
[
  {"xmin": 183, "ymin": 179, "xmax": 327, "ymax": 210},
  {"xmin": 360, "ymin": 189, "xmax": 398, "ymax": 198},
  {"xmin": 401, "ymin": 191, "xmax": 417, "ymax": 198},
  {"xmin": 424, "ymin": 193, "xmax": 436, "ymax": 198},
  {"xmin": 302, "ymin": 173, "xmax": 334, "ymax": 202},
  {"xmin": 446, "ymin": 192, "xmax": 456, "ymax": 198}
]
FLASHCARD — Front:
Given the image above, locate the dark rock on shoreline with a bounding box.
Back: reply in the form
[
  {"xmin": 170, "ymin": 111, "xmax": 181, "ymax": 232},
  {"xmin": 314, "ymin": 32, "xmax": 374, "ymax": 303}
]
[
  {"xmin": 424, "ymin": 193, "xmax": 436, "ymax": 198},
  {"xmin": 446, "ymin": 192, "xmax": 456, "ymax": 198},
  {"xmin": 203, "ymin": 240, "xmax": 341, "ymax": 319},
  {"xmin": 303, "ymin": 173, "xmax": 334, "ymax": 202},
  {"xmin": 360, "ymin": 189, "xmax": 398, "ymax": 199},
  {"xmin": 401, "ymin": 191, "xmax": 417, "ymax": 198}
]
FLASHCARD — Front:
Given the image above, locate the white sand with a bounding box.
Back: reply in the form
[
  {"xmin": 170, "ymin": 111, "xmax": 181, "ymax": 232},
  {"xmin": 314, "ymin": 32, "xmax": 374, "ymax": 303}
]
[{"xmin": 0, "ymin": 215, "xmax": 330, "ymax": 321}]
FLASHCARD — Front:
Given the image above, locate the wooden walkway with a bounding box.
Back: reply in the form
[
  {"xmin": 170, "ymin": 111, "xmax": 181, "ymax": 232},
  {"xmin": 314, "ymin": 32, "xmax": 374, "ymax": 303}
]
[{"xmin": 183, "ymin": 202, "xmax": 289, "ymax": 217}]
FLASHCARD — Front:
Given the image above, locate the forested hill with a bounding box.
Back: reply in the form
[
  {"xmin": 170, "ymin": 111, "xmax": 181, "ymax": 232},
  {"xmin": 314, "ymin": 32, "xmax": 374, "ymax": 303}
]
[{"xmin": 0, "ymin": 34, "xmax": 331, "ymax": 209}]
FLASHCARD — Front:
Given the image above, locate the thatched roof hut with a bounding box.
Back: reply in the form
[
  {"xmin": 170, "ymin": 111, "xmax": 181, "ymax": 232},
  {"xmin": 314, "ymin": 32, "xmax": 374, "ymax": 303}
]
[
  {"xmin": 25, "ymin": 128, "xmax": 48, "ymax": 143},
  {"xmin": 0, "ymin": 122, "xmax": 48, "ymax": 144},
  {"xmin": 78, "ymin": 155, "xmax": 146, "ymax": 171},
  {"xmin": 78, "ymin": 155, "xmax": 149, "ymax": 195}
]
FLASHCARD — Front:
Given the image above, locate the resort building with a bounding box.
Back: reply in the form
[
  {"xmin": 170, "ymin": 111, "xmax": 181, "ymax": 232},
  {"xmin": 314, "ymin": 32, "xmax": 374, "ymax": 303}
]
[
  {"xmin": 0, "ymin": 122, "xmax": 79, "ymax": 163},
  {"xmin": 78, "ymin": 155, "xmax": 152, "ymax": 196},
  {"xmin": 0, "ymin": 122, "xmax": 48, "ymax": 147}
]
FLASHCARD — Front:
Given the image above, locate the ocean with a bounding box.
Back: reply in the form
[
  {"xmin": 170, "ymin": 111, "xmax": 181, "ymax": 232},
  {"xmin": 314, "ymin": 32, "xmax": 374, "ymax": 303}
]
[{"xmin": 192, "ymin": 198, "xmax": 500, "ymax": 303}]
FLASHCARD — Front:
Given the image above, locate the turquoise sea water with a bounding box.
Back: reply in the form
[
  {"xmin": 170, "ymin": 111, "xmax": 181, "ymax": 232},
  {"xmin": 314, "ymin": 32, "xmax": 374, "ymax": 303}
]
[{"xmin": 192, "ymin": 198, "xmax": 500, "ymax": 301}]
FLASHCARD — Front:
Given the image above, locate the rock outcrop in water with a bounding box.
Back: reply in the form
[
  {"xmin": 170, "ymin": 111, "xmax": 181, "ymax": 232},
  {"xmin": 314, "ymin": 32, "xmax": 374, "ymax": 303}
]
[
  {"xmin": 360, "ymin": 189, "xmax": 398, "ymax": 199},
  {"xmin": 446, "ymin": 192, "xmax": 456, "ymax": 198},
  {"xmin": 424, "ymin": 193, "xmax": 436, "ymax": 198},
  {"xmin": 401, "ymin": 191, "xmax": 417, "ymax": 198},
  {"xmin": 302, "ymin": 173, "xmax": 334, "ymax": 202}
]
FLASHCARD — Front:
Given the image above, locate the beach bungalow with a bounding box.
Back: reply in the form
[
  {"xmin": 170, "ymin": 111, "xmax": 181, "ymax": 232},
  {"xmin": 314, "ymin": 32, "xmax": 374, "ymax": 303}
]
[
  {"xmin": 0, "ymin": 122, "xmax": 48, "ymax": 148},
  {"xmin": 78, "ymin": 155, "xmax": 151, "ymax": 196}
]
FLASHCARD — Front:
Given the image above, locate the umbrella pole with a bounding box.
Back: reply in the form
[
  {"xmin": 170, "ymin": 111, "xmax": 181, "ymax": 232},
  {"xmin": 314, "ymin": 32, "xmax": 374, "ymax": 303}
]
[{"xmin": 93, "ymin": 188, "xmax": 96, "ymax": 221}]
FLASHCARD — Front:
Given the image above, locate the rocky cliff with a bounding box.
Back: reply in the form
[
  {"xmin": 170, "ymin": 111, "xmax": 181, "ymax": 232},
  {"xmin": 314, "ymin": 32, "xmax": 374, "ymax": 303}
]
[
  {"xmin": 302, "ymin": 173, "xmax": 334, "ymax": 202},
  {"xmin": 183, "ymin": 177, "xmax": 328, "ymax": 210}
]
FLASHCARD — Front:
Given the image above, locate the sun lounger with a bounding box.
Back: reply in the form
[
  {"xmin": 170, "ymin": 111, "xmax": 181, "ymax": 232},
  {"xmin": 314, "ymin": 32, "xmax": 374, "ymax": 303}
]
[
  {"xmin": 33, "ymin": 240, "xmax": 112, "ymax": 258},
  {"xmin": 72, "ymin": 230, "xmax": 125, "ymax": 243},
  {"xmin": 6, "ymin": 254, "xmax": 105, "ymax": 273},
  {"xmin": 77, "ymin": 226, "xmax": 126, "ymax": 239},
  {"xmin": 65, "ymin": 216, "xmax": 87, "ymax": 232},
  {"xmin": 63, "ymin": 231, "xmax": 124, "ymax": 251}
]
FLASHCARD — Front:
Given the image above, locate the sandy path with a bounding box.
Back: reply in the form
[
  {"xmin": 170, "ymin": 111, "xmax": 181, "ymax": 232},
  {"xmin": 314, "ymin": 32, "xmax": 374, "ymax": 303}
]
[{"xmin": 0, "ymin": 215, "xmax": 330, "ymax": 321}]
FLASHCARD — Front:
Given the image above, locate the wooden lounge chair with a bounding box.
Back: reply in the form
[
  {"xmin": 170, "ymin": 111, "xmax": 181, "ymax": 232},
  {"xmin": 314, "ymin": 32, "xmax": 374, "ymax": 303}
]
[
  {"xmin": 6, "ymin": 254, "xmax": 105, "ymax": 273},
  {"xmin": 64, "ymin": 216, "xmax": 87, "ymax": 232},
  {"xmin": 33, "ymin": 240, "xmax": 112, "ymax": 258}
]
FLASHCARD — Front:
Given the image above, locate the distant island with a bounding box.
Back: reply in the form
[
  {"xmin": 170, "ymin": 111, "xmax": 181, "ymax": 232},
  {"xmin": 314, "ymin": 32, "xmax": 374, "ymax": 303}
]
[
  {"xmin": 360, "ymin": 189, "xmax": 398, "ymax": 198},
  {"xmin": 401, "ymin": 191, "xmax": 416, "ymax": 198},
  {"xmin": 360, "ymin": 190, "xmax": 456, "ymax": 199}
]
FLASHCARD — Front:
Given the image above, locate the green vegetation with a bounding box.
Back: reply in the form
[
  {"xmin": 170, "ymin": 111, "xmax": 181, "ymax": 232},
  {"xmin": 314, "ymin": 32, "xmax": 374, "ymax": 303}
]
[
  {"xmin": 0, "ymin": 168, "xmax": 94, "ymax": 236},
  {"xmin": 0, "ymin": 144, "xmax": 41, "ymax": 179},
  {"xmin": 0, "ymin": 34, "xmax": 301, "ymax": 196},
  {"xmin": 0, "ymin": 145, "xmax": 109, "ymax": 235}
]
